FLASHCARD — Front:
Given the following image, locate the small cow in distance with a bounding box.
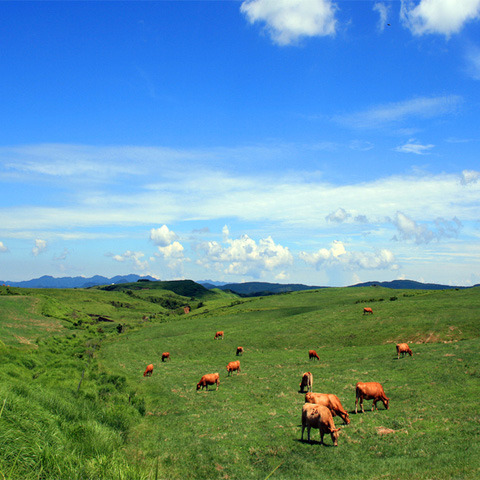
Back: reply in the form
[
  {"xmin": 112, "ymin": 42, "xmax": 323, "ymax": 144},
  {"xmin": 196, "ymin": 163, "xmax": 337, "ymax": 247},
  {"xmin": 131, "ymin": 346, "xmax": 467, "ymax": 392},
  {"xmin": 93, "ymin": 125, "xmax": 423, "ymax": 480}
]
[
  {"xmin": 305, "ymin": 392, "xmax": 350, "ymax": 425},
  {"xmin": 143, "ymin": 364, "xmax": 154, "ymax": 377},
  {"xmin": 161, "ymin": 352, "xmax": 170, "ymax": 362},
  {"xmin": 396, "ymin": 343, "xmax": 413, "ymax": 359},
  {"xmin": 226, "ymin": 361, "xmax": 241, "ymax": 376},
  {"xmin": 363, "ymin": 307, "xmax": 373, "ymax": 315},
  {"xmin": 299, "ymin": 372, "xmax": 313, "ymax": 393},
  {"xmin": 309, "ymin": 350, "xmax": 320, "ymax": 361},
  {"xmin": 355, "ymin": 382, "xmax": 389, "ymax": 413},
  {"xmin": 197, "ymin": 373, "xmax": 220, "ymax": 391},
  {"xmin": 236, "ymin": 346, "xmax": 244, "ymax": 356},
  {"xmin": 214, "ymin": 331, "xmax": 224, "ymax": 340},
  {"xmin": 301, "ymin": 403, "xmax": 340, "ymax": 446}
]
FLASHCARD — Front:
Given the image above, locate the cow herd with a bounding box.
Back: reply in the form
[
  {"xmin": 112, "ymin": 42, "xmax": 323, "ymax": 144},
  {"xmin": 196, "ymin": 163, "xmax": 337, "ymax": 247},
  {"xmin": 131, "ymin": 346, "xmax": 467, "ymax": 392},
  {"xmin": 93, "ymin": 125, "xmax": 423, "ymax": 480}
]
[{"xmin": 142, "ymin": 317, "xmax": 413, "ymax": 447}]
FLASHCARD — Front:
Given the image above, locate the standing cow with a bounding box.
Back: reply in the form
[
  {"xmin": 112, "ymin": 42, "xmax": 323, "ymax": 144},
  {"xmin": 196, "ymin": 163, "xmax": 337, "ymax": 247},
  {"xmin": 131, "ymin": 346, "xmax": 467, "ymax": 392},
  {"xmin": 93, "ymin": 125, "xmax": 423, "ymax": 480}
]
[
  {"xmin": 299, "ymin": 372, "xmax": 313, "ymax": 393},
  {"xmin": 363, "ymin": 307, "xmax": 373, "ymax": 315},
  {"xmin": 161, "ymin": 352, "xmax": 170, "ymax": 362},
  {"xmin": 196, "ymin": 373, "xmax": 220, "ymax": 391},
  {"xmin": 396, "ymin": 343, "xmax": 413, "ymax": 359},
  {"xmin": 355, "ymin": 382, "xmax": 389, "ymax": 413},
  {"xmin": 236, "ymin": 346, "xmax": 244, "ymax": 356},
  {"xmin": 305, "ymin": 392, "xmax": 350, "ymax": 425},
  {"xmin": 301, "ymin": 403, "xmax": 340, "ymax": 446},
  {"xmin": 226, "ymin": 361, "xmax": 241, "ymax": 376},
  {"xmin": 309, "ymin": 350, "xmax": 320, "ymax": 361},
  {"xmin": 214, "ymin": 331, "xmax": 224, "ymax": 340},
  {"xmin": 143, "ymin": 364, "xmax": 154, "ymax": 377}
]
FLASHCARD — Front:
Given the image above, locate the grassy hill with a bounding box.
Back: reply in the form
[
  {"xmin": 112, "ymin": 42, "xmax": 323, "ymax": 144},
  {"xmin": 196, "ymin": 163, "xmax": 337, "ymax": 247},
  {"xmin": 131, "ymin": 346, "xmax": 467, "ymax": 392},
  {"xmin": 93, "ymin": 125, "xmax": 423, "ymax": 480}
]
[{"xmin": 0, "ymin": 283, "xmax": 479, "ymax": 479}]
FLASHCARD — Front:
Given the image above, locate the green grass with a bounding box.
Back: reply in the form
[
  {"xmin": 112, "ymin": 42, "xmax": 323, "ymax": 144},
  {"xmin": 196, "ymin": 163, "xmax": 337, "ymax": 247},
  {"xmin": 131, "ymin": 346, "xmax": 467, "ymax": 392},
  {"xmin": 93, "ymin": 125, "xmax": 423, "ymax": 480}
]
[{"xmin": 0, "ymin": 284, "xmax": 479, "ymax": 479}]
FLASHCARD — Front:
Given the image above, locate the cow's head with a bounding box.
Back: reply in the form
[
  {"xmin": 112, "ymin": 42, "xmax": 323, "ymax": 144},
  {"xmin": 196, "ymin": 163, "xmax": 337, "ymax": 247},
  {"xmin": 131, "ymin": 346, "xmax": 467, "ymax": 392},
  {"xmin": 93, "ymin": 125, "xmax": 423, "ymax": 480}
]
[{"xmin": 383, "ymin": 397, "xmax": 390, "ymax": 410}]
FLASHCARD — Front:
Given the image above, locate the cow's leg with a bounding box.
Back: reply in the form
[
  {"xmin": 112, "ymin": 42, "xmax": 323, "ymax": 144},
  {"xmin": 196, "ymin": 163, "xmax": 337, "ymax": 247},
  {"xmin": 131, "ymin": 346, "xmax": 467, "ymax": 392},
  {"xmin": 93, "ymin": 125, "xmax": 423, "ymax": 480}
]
[
  {"xmin": 355, "ymin": 396, "xmax": 358, "ymax": 414},
  {"xmin": 320, "ymin": 430, "xmax": 324, "ymax": 445},
  {"xmin": 361, "ymin": 398, "xmax": 365, "ymax": 413},
  {"xmin": 307, "ymin": 426, "xmax": 311, "ymax": 443},
  {"xmin": 372, "ymin": 399, "xmax": 377, "ymax": 411}
]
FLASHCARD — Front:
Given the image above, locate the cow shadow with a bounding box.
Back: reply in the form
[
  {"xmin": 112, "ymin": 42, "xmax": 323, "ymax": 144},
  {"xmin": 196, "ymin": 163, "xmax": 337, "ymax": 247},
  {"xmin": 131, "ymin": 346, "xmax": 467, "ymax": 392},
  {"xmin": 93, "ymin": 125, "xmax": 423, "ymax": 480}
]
[{"xmin": 295, "ymin": 438, "xmax": 336, "ymax": 447}]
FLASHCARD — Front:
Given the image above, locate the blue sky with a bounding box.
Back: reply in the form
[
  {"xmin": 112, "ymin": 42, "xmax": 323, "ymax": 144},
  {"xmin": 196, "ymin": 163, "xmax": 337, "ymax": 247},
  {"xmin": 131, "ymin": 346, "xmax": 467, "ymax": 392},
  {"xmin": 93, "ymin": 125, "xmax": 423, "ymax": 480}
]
[{"xmin": 0, "ymin": 0, "xmax": 479, "ymax": 286}]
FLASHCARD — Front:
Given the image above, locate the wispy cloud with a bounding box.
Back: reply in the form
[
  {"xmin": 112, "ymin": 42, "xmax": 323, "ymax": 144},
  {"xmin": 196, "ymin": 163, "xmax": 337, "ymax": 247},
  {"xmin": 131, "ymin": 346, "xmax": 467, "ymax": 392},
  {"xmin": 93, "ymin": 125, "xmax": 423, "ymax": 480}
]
[
  {"xmin": 465, "ymin": 45, "xmax": 480, "ymax": 80},
  {"xmin": 401, "ymin": 0, "xmax": 480, "ymax": 36},
  {"xmin": 335, "ymin": 95, "xmax": 462, "ymax": 129},
  {"xmin": 373, "ymin": 2, "xmax": 390, "ymax": 31},
  {"xmin": 395, "ymin": 139, "xmax": 435, "ymax": 154},
  {"xmin": 240, "ymin": 0, "xmax": 337, "ymax": 45},
  {"xmin": 0, "ymin": 241, "xmax": 8, "ymax": 253}
]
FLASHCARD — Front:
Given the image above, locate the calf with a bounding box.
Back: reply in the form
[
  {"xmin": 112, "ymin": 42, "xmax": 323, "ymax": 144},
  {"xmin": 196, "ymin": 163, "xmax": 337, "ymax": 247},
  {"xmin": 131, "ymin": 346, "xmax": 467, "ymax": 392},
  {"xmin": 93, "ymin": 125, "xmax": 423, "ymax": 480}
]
[
  {"xmin": 305, "ymin": 392, "xmax": 350, "ymax": 424},
  {"xmin": 396, "ymin": 343, "xmax": 413, "ymax": 359},
  {"xmin": 309, "ymin": 350, "xmax": 320, "ymax": 361},
  {"xmin": 226, "ymin": 360, "xmax": 241, "ymax": 376},
  {"xmin": 301, "ymin": 403, "xmax": 340, "ymax": 446},
  {"xmin": 363, "ymin": 307, "xmax": 373, "ymax": 315},
  {"xmin": 214, "ymin": 331, "xmax": 224, "ymax": 340},
  {"xmin": 299, "ymin": 372, "xmax": 313, "ymax": 393},
  {"xmin": 355, "ymin": 382, "xmax": 389, "ymax": 413},
  {"xmin": 236, "ymin": 346, "xmax": 244, "ymax": 356},
  {"xmin": 143, "ymin": 364, "xmax": 154, "ymax": 377},
  {"xmin": 196, "ymin": 373, "xmax": 220, "ymax": 391},
  {"xmin": 161, "ymin": 352, "xmax": 170, "ymax": 362}
]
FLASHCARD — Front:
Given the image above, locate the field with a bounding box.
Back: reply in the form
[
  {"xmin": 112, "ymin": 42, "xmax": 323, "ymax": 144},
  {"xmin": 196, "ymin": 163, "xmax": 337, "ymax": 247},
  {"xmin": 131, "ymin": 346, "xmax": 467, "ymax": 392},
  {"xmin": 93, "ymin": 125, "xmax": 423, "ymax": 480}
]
[{"xmin": 0, "ymin": 283, "xmax": 479, "ymax": 479}]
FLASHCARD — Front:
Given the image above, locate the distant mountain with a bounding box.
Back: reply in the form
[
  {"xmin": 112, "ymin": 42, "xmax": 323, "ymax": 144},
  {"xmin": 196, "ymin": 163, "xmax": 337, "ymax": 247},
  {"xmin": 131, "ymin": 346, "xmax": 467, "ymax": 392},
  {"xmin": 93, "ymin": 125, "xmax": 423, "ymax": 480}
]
[
  {"xmin": 211, "ymin": 281, "xmax": 325, "ymax": 296},
  {"xmin": 0, "ymin": 274, "xmax": 157, "ymax": 289},
  {"xmin": 349, "ymin": 279, "xmax": 476, "ymax": 290}
]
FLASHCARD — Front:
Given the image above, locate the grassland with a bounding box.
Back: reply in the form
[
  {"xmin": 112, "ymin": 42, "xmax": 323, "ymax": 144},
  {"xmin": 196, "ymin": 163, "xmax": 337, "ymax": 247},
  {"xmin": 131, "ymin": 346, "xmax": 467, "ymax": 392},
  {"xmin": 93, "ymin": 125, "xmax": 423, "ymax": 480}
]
[{"xmin": 0, "ymin": 283, "xmax": 479, "ymax": 479}]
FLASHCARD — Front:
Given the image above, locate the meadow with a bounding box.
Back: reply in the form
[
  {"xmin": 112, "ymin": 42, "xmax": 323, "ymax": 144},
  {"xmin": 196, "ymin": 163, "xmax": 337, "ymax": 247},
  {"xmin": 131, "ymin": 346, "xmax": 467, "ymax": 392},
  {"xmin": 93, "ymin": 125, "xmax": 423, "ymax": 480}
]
[{"xmin": 0, "ymin": 283, "xmax": 478, "ymax": 479}]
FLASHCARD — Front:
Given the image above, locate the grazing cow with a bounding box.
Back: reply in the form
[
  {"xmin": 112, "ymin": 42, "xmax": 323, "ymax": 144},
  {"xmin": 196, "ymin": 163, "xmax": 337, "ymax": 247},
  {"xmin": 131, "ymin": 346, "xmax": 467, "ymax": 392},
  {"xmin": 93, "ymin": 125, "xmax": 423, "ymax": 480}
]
[
  {"xmin": 396, "ymin": 343, "xmax": 413, "ymax": 359},
  {"xmin": 236, "ymin": 346, "xmax": 244, "ymax": 356},
  {"xmin": 143, "ymin": 364, "xmax": 154, "ymax": 377},
  {"xmin": 226, "ymin": 360, "xmax": 241, "ymax": 376},
  {"xmin": 299, "ymin": 372, "xmax": 313, "ymax": 393},
  {"xmin": 161, "ymin": 352, "xmax": 170, "ymax": 362},
  {"xmin": 305, "ymin": 392, "xmax": 350, "ymax": 425},
  {"xmin": 309, "ymin": 350, "xmax": 320, "ymax": 361},
  {"xmin": 355, "ymin": 382, "xmax": 389, "ymax": 413},
  {"xmin": 301, "ymin": 403, "xmax": 340, "ymax": 446},
  {"xmin": 214, "ymin": 331, "xmax": 224, "ymax": 340},
  {"xmin": 196, "ymin": 373, "xmax": 220, "ymax": 391},
  {"xmin": 363, "ymin": 307, "xmax": 373, "ymax": 315}
]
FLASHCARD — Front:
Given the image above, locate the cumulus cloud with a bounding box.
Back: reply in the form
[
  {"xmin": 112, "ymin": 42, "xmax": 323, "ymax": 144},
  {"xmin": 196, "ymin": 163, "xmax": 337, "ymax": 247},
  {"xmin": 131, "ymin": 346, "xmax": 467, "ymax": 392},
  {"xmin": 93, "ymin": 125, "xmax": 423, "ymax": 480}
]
[
  {"xmin": 299, "ymin": 240, "xmax": 398, "ymax": 270},
  {"xmin": 460, "ymin": 169, "xmax": 480, "ymax": 185},
  {"xmin": 157, "ymin": 241, "xmax": 185, "ymax": 259},
  {"xmin": 395, "ymin": 139, "xmax": 435, "ymax": 154},
  {"xmin": 240, "ymin": 0, "xmax": 337, "ymax": 45},
  {"xmin": 112, "ymin": 250, "xmax": 148, "ymax": 270},
  {"xmin": 373, "ymin": 2, "xmax": 390, "ymax": 31},
  {"xmin": 401, "ymin": 0, "xmax": 480, "ymax": 36},
  {"xmin": 326, "ymin": 207, "xmax": 351, "ymax": 223},
  {"xmin": 32, "ymin": 239, "xmax": 47, "ymax": 256},
  {"xmin": 0, "ymin": 241, "xmax": 8, "ymax": 253},
  {"xmin": 150, "ymin": 225, "xmax": 178, "ymax": 247},
  {"xmin": 197, "ymin": 231, "xmax": 293, "ymax": 278},
  {"xmin": 392, "ymin": 211, "xmax": 462, "ymax": 243}
]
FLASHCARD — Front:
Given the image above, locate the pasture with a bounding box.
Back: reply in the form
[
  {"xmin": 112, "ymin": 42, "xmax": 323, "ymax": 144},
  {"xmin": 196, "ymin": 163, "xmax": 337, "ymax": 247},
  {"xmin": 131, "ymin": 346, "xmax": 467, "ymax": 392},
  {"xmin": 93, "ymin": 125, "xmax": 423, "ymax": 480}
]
[{"xmin": 0, "ymin": 284, "xmax": 479, "ymax": 479}]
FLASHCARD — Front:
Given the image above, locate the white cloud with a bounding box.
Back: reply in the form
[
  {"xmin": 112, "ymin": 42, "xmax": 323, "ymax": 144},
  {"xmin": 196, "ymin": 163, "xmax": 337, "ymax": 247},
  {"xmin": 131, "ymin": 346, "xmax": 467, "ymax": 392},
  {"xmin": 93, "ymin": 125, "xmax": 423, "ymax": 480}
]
[
  {"xmin": 465, "ymin": 45, "xmax": 480, "ymax": 79},
  {"xmin": 299, "ymin": 240, "xmax": 398, "ymax": 270},
  {"xmin": 197, "ymin": 231, "xmax": 293, "ymax": 278},
  {"xmin": 240, "ymin": 0, "xmax": 337, "ymax": 45},
  {"xmin": 0, "ymin": 241, "xmax": 8, "ymax": 253},
  {"xmin": 336, "ymin": 95, "xmax": 462, "ymax": 129},
  {"xmin": 157, "ymin": 241, "xmax": 184, "ymax": 259},
  {"xmin": 401, "ymin": 0, "xmax": 480, "ymax": 36},
  {"xmin": 32, "ymin": 239, "xmax": 47, "ymax": 256},
  {"xmin": 395, "ymin": 139, "xmax": 435, "ymax": 154},
  {"xmin": 392, "ymin": 211, "xmax": 462, "ymax": 243},
  {"xmin": 150, "ymin": 225, "xmax": 178, "ymax": 247},
  {"xmin": 326, "ymin": 207, "xmax": 351, "ymax": 223},
  {"xmin": 112, "ymin": 250, "xmax": 148, "ymax": 270},
  {"xmin": 460, "ymin": 169, "xmax": 480, "ymax": 185},
  {"xmin": 373, "ymin": 2, "xmax": 390, "ymax": 31}
]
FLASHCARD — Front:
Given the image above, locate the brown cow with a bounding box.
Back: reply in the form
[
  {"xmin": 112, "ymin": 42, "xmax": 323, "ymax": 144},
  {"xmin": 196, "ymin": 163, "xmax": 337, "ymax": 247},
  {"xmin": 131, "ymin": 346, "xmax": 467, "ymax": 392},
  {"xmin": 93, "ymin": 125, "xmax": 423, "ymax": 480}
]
[
  {"xmin": 161, "ymin": 352, "xmax": 170, "ymax": 362},
  {"xmin": 196, "ymin": 373, "xmax": 220, "ymax": 391},
  {"xmin": 236, "ymin": 346, "xmax": 244, "ymax": 356},
  {"xmin": 299, "ymin": 372, "xmax": 313, "ymax": 393},
  {"xmin": 143, "ymin": 364, "xmax": 154, "ymax": 377},
  {"xmin": 301, "ymin": 403, "xmax": 340, "ymax": 446},
  {"xmin": 214, "ymin": 331, "xmax": 224, "ymax": 340},
  {"xmin": 309, "ymin": 350, "xmax": 320, "ymax": 361},
  {"xmin": 355, "ymin": 382, "xmax": 389, "ymax": 413},
  {"xmin": 305, "ymin": 392, "xmax": 350, "ymax": 424},
  {"xmin": 396, "ymin": 343, "xmax": 413, "ymax": 359},
  {"xmin": 226, "ymin": 360, "xmax": 241, "ymax": 376},
  {"xmin": 363, "ymin": 307, "xmax": 373, "ymax": 314}
]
